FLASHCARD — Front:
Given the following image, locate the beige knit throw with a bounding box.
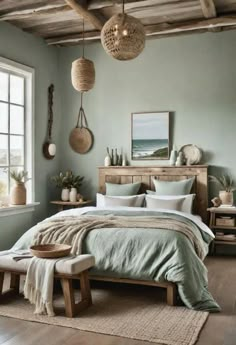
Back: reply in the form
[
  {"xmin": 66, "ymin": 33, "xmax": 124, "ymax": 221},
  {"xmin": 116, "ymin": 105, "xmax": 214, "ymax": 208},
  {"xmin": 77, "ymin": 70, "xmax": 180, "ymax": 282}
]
[{"xmin": 33, "ymin": 215, "xmax": 206, "ymax": 260}]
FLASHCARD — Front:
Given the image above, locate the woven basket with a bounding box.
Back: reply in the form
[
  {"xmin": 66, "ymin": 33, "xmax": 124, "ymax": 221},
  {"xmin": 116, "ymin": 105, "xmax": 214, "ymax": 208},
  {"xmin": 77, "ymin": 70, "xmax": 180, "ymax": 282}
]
[
  {"xmin": 71, "ymin": 57, "xmax": 95, "ymax": 92},
  {"xmin": 101, "ymin": 13, "xmax": 145, "ymax": 60}
]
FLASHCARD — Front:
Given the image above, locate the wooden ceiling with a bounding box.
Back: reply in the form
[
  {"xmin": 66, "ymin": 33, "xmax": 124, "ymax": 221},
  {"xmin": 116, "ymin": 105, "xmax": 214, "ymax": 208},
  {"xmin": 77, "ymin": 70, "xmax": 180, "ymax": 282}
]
[{"xmin": 1, "ymin": 0, "xmax": 236, "ymax": 46}]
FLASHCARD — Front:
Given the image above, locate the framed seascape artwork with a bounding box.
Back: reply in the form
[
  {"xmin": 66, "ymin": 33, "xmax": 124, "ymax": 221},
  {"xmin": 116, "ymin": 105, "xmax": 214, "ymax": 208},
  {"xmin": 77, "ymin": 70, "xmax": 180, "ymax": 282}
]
[{"xmin": 131, "ymin": 111, "xmax": 170, "ymax": 160}]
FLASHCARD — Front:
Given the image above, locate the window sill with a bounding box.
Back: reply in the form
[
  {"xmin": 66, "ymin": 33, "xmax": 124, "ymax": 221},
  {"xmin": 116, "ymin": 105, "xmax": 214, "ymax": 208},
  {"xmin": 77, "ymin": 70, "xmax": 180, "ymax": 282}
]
[{"xmin": 0, "ymin": 202, "xmax": 40, "ymax": 217}]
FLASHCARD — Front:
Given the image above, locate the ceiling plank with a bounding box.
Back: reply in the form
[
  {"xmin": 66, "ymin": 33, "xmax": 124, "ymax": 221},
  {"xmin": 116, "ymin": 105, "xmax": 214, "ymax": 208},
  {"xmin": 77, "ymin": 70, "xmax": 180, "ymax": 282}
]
[
  {"xmin": 65, "ymin": 0, "xmax": 104, "ymax": 30},
  {"xmin": 46, "ymin": 15, "xmax": 236, "ymax": 45},
  {"xmin": 0, "ymin": 4, "xmax": 69, "ymax": 21},
  {"xmin": 199, "ymin": 0, "xmax": 216, "ymax": 19}
]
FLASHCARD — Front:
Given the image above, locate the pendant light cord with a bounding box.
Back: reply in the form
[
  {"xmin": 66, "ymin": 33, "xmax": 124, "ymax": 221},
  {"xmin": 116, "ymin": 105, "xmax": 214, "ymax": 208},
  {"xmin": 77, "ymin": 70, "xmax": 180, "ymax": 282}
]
[
  {"xmin": 82, "ymin": 18, "xmax": 85, "ymax": 58},
  {"xmin": 122, "ymin": 0, "xmax": 125, "ymax": 14}
]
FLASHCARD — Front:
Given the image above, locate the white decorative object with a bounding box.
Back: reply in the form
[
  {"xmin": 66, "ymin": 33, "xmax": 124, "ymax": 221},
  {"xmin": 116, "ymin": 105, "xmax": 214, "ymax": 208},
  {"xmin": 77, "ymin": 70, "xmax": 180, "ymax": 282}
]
[
  {"xmin": 179, "ymin": 145, "xmax": 202, "ymax": 165},
  {"xmin": 104, "ymin": 155, "xmax": 111, "ymax": 166},
  {"xmin": 48, "ymin": 143, "xmax": 57, "ymax": 157},
  {"xmin": 69, "ymin": 188, "xmax": 77, "ymax": 202},
  {"xmin": 169, "ymin": 150, "xmax": 177, "ymax": 166},
  {"xmin": 61, "ymin": 188, "xmax": 70, "ymax": 201},
  {"xmin": 176, "ymin": 152, "xmax": 184, "ymax": 166},
  {"xmin": 219, "ymin": 191, "xmax": 234, "ymax": 206},
  {"xmin": 122, "ymin": 156, "xmax": 127, "ymax": 166}
]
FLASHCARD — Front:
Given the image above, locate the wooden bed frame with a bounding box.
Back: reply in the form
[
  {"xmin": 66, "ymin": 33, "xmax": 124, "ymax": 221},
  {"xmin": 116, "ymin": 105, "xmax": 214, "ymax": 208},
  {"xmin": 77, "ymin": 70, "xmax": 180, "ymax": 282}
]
[{"xmin": 90, "ymin": 165, "xmax": 208, "ymax": 306}]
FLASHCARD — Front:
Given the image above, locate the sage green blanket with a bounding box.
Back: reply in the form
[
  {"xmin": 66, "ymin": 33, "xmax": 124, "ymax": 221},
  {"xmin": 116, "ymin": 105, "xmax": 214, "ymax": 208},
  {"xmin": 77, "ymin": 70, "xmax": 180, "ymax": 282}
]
[{"xmin": 12, "ymin": 208, "xmax": 220, "ymax": 312}]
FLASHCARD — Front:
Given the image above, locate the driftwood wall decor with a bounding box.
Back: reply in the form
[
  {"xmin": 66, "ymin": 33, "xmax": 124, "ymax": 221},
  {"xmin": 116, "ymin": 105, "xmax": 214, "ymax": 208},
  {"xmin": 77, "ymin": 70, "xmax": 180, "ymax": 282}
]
[{"xmin": 43, "ymin": 84, "xmax": 56, "ymax": 160}]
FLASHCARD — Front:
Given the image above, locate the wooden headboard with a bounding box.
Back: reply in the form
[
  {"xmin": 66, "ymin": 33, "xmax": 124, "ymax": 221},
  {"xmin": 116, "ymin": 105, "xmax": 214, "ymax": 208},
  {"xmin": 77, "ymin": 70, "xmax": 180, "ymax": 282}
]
[{"xmin": 98, "ymin": 165, "xmax": 208, "ymax": 223}]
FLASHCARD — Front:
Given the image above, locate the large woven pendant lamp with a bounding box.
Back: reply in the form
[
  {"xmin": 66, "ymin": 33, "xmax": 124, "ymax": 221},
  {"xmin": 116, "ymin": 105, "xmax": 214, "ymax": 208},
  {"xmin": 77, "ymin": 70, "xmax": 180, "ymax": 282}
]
[
  {"xmin": 71, "ymin": 20, "xmax": 95, "ymax": 92},
  {"xmin": 101, "ymin": 0, "xmax": 145, "ymax": 61}
]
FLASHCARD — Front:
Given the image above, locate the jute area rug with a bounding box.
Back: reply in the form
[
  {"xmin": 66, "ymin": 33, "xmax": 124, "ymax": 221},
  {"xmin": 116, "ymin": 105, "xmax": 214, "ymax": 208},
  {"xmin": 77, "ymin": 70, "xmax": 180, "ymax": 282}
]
[{"xmin": 0, "ymin": 283, "xmax": 208, "ymax": 345}]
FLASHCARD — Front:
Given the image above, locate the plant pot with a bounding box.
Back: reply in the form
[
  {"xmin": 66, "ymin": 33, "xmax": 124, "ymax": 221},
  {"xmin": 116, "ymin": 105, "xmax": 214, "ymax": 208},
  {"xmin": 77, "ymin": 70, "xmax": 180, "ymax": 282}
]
[
  {"xmin": 219, "ymin": 191, "xmax": 234, "ymax": 205},
  {"xmin": 10, "ymin": 183, "xmax": 26, "ymax": 205},
  {"xmin": 69, "ymin": 188, "xmax": 77, "ymax": 202},
  {"xmin": 61, "ymin": 188, "xmax": 70, "ymax": 201}
]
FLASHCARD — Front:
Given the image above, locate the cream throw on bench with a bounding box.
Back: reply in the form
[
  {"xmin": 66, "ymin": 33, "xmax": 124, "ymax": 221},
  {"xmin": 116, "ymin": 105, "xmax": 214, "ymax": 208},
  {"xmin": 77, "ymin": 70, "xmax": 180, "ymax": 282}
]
[{"xmin": 24, "ymin": 256, "xmax": 60, "ymax": 316}]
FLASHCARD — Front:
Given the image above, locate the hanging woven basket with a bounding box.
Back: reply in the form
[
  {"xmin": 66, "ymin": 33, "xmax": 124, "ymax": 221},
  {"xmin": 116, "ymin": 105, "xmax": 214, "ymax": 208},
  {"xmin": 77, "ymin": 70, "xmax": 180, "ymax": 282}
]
[
  {"xmin": 101, "ymin": 13, "xmax": 145, "ymax": 61},
  {"xmin": 71, "ymin": 57, "xmax": 95, "ymax": 92}
]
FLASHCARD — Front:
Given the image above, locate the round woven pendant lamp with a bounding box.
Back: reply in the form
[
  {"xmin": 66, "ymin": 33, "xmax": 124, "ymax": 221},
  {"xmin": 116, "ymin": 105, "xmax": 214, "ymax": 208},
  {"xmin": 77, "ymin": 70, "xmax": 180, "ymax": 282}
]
[
  {"xmin": 71, "ymin": 20, "xmax": 95, "ymax": 92},
  {"xmin": 71, "ymin": 57, "xmax": 95, "ymax": 92},
  {"xmin": 101, "ymin": 1, "xmax": 145, "ymax": 61}
]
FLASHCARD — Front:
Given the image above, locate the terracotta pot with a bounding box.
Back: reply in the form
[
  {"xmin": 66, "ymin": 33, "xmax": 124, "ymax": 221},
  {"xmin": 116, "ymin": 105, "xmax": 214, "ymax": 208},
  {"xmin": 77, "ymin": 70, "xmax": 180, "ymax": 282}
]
[
  {"xmin": 10, "ymin": 183, "xmax": 26, "ymax": 205},
  {"xmin": 219, "ymin": 191, "xmax": 234, "ymax": 205}
]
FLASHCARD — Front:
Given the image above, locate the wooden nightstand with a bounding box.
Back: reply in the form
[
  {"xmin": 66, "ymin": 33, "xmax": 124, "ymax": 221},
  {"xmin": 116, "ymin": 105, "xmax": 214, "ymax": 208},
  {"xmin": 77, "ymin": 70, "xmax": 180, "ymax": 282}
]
[
  {"xmin": 207, "ymin": 207, "xmax": 236, "ymax": 254},
  {"xmin": 50, "ymin": 200, "xmax": 93, "ymax": 212}
]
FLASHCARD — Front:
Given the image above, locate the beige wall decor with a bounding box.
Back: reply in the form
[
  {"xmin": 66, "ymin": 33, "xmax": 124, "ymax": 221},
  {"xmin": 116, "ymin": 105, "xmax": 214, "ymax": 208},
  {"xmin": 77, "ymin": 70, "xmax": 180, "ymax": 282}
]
[
  {"xmin": 71, "ymin": 20, "xmax": 95, "ymax": 92},
  {"xmin": 101, "ymin": 0, "xmax": 145, "ymax": 61},
  {"xmin": 69, "ymin": 93, "xmax": 93, "ymax": 154}
]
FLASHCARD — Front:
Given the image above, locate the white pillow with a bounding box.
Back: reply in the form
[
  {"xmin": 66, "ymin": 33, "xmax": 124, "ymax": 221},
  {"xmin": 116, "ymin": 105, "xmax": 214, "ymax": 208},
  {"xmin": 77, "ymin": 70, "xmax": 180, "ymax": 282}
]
[
  {"xmin": 96, "ymin": 193, "xmax": 145, "ymax": 208},
  {"xmin": 145, "ymin": 192, "xmax": 195, "ymax": 214},
  {"xmin": 145, "ymin": 195, "xmax": 185, "ymax": 211}
]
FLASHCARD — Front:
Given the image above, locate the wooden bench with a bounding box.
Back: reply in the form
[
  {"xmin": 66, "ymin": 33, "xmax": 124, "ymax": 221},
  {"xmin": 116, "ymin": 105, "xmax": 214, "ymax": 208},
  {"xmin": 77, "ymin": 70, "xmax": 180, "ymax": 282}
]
[{"xmin": 0, "ymin": 254, "xmax": 95, "ymax": 318}]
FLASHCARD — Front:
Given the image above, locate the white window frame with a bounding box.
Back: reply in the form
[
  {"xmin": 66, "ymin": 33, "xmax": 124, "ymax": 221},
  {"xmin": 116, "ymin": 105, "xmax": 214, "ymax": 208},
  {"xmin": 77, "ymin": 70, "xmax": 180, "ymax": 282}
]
[{"xmin": 0, "ymin": 57, "xmax": 38, "ymax": 216}]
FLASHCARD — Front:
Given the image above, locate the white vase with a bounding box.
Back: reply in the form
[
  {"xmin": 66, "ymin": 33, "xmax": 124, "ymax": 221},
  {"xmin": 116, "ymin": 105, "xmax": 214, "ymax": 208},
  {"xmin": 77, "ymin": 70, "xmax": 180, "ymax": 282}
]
[
  {"xmin": 61, "ymin": 188, "xmax": 69, "ymax": 201},
  {"xmin": 104, "ymin": 155, "xmax": 111, "ymax": 166},
  {"xmin": 69, "ymin": 188, "xmax": 77, "ymax": 202},
  {"xmin": 219, "ymin": 191, "xmax": 234, "ymax": 206},
  {"xmin": 169, "ymin": 150, "xmax": 177, "ymax": 166}
]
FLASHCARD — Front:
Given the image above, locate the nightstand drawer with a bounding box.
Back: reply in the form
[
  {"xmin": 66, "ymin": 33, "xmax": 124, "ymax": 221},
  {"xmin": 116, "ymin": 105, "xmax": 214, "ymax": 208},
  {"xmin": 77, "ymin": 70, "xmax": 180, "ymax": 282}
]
[{"xmin": 216, "ymin": 218, "xmax": 235, "ymax": 227}]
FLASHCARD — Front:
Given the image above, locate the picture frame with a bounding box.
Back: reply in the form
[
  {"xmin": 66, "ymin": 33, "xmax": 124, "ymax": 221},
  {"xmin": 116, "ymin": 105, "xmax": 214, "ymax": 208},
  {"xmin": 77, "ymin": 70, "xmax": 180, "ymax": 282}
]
[{"xmin": 131, "ymin": 111, "xmax": 170, "ymax": 160}]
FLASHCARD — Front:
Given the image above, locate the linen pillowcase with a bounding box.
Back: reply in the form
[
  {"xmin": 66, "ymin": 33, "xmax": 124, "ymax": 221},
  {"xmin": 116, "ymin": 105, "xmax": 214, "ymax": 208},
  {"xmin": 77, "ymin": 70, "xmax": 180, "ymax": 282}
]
[
  {"xmin": 105, "ymin": 182, "xmax": 141, "ymax": 196},
  {"xmin": 152, "ymin": 177, "xmax": 195, "ymax": 196},
  {"xmin": 145, "ymin": 195, "xmax": 185, "ymax": 211},
  {"xmin": 96, "ymin": 193, "xmax": 145, "ymax": 207},
  {"xmin": 146, "ymin": 191, "xmax": 195, "ymax": 214}
]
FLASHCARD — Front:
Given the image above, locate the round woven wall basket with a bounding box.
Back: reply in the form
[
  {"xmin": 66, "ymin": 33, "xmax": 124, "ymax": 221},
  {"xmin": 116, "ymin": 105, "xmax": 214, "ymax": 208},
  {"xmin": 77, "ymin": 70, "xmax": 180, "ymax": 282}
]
[
  {"xmin": 101, "ymin": 13, "xmax": 145, "ymax": 61},
  {"xmin": 71, "ymin": 57, "xmax": 95, "ymax": 92}
]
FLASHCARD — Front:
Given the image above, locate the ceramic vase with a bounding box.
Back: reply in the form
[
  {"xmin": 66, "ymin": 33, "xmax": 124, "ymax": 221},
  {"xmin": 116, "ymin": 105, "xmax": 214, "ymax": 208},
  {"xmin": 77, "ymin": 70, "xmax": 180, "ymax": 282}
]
[
  {"xmin": 169, "ymin": 150, "xmax": 177, "ymax": 166},
  {"xmin": 175, "ymin": 152, "xmax": 183, "ymax": 166},
  {"xmin": 69, "ymin": 188, "xmax": 77, "ymax": 202},
  {"xmin": 61, "ymin": 188, "xmax": 70, "ymax": 201},
  {"xmin": 122, "ymin": 154, "xmax": 127, "ymax": 166},
  {"xmin": 10, "ymin": 182, "xmax": 26, "ymax": 205},
  {"xmin": 219, "ymin": 191, "xmax": 234, "ymax": 206},
  {"xmin": 104, "ymin": 155, "xmax": 111, "ymax": 166}
]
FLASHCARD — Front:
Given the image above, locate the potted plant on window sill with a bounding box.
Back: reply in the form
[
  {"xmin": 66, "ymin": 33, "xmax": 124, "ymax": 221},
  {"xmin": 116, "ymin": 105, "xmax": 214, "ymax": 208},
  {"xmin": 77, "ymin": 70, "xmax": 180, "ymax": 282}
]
[
  {"xmin": 209, "ymin": 174, "xmax": 235, "ymax": 206},
  {"xmin": 10, "ymin": 170, "xmax": 31, "ymax": 205}
]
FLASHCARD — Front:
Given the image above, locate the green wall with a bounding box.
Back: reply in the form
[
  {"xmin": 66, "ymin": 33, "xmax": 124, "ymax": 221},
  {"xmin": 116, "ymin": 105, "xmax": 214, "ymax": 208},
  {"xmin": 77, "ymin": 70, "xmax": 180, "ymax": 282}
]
[
  {"xmin": 58, "ymin": 31, "xmax": 236, "ymax": 200},
  {"xmin": 0, "ymin": 22, "xmax": 61, "ymax": 250},
  {"xmin": 1, "ymin": 21, "xmax": 236, "ymax": 250}
]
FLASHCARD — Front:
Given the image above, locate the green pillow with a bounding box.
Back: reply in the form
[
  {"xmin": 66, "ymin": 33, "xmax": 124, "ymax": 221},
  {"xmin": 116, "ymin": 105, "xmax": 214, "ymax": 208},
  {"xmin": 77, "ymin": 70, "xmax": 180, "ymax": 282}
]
[
  {"xmin": 105, "ymin": 182, "xmax": 141, "ymax": 196},
  {"xmin": 152, "ymin": 177, "xmax": 195, "ymax": 195}
]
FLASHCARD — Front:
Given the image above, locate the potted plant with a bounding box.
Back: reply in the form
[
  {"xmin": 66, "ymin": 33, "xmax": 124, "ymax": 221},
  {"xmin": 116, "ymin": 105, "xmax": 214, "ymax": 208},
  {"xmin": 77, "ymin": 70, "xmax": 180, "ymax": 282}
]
[
  {"xmin": 10, "ymin": 170, "xmax": 31, "ymax": 205},
  {"xmin": 209, "ymin": 174, "xmax": 235, "ymax": 205},
  {"xmin": 51, "ymin": 171, "xmax": 84, "ymax": 202}
]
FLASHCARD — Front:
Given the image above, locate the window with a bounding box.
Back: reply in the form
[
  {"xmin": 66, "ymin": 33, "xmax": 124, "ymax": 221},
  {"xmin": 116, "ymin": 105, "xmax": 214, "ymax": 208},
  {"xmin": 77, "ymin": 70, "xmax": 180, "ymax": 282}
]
[{"xmin": 0, "ymin": 57, "xmax": 34, "ymax": 204}]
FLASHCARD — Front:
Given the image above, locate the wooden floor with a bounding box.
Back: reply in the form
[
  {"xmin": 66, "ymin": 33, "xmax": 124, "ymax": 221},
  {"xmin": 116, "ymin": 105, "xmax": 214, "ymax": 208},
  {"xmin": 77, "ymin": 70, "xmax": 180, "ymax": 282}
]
[{"xmin": 0, "ymin": 256, "xmax": 235, "ymax": 345}]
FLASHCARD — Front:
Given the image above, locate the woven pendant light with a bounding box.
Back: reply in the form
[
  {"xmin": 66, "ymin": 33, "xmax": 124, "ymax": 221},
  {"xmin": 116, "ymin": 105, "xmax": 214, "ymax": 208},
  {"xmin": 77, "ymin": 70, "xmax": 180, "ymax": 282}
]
[
  {"xmin": 101, "ymin": 0, "xmax": 145, "ymax": 61},
  {"xmin": 71, "ymin": 20, "xmax": 95, "ymax": 92}
]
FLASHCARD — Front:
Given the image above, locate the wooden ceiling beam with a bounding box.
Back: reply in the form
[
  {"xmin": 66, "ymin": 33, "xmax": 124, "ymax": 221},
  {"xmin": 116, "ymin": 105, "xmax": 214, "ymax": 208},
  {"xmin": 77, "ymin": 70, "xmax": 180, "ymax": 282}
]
[
  {"xmin": 65, "ymin": 0, "xmax": 105, "ymax": 30},
  {"xmin": 199, "ymin": 0, "xmax": 216, "ymax": 19},
  {"xmin": 46, "ymin": 15, "xmax": 236, "ymax": 45}
]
